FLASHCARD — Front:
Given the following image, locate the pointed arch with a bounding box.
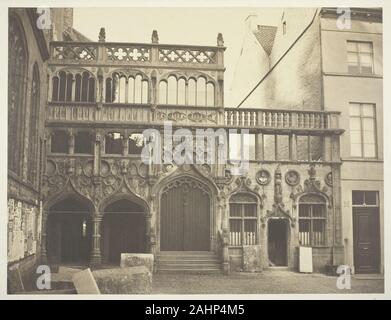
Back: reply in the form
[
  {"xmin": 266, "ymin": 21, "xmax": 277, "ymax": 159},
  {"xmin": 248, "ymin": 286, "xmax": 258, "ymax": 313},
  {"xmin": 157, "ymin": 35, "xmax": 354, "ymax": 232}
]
[{"xmin": 8, "ymin": 13, "xmax": 29, "ymax": 175}]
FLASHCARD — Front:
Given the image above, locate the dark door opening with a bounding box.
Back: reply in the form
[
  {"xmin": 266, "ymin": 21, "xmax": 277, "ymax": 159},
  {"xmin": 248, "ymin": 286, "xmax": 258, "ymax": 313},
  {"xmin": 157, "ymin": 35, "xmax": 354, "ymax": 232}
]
[
  {"xmin": 353, "ymin": 207, "xmax": 380, "ymax": 273},
  {"xmin": 102, "ymin": 199, "xmax": 146, "ymax": 264},
  {"xmin": 268, "ymin": 219, "xmax": 288, "ymax": 266},
  {"xmin": 47, "ymin": 198, "xmax": 92, "ymax": 264}
]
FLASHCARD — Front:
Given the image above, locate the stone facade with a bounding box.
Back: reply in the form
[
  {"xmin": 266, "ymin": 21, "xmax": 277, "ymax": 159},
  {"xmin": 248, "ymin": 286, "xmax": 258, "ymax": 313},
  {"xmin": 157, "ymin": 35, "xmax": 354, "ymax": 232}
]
[{"xmin": 9, "ymin": 8, "xmax": 352, "ymax": 287}]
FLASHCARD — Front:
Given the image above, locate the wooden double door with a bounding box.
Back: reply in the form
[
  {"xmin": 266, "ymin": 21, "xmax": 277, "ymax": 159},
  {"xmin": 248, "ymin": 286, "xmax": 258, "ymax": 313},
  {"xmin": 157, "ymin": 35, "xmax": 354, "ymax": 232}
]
[
  {"xmin": 160, "ymin": 178, "xmax": 211, "ymax": 251},
  {"xmin": 353, "ymin": 207, "xmax": 380, "ymax": 273}
]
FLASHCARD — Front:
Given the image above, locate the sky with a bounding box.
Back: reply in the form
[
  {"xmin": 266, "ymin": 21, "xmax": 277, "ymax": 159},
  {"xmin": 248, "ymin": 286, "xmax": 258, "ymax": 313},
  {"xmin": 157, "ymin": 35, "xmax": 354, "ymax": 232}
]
[{"xmin": 73, "ymin": 7, "xmax": 282, "ymax": 106}]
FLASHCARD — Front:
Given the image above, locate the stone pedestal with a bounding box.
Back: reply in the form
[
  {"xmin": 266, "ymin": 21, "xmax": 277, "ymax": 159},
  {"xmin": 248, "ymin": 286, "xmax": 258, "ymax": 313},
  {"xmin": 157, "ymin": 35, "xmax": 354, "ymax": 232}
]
[
  {"xmin": 92, "ymin": 266, "xmax": 152, "ymax": 294},
  {"xmin": 242, "ymin": 245, "xmax": 262, "ymax": 272},
  {"xmin": 120, "ymin": 253, "xmax": 154, "ymax": 273}
]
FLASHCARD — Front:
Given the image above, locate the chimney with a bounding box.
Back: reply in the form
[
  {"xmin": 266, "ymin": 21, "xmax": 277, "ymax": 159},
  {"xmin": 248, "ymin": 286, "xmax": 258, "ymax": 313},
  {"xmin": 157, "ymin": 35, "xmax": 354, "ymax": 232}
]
[{"xmin": 245, "ymin": 14, "xmax": 259, "ymax": 32}]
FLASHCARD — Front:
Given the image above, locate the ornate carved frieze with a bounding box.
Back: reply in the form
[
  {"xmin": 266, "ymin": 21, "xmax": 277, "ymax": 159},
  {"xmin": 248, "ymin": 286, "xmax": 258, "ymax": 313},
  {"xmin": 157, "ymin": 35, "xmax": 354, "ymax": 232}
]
[
  {"xmin": 264, "ymin": 165, "xmax": 294, "ymax": 226},
  {"xmin": 290, "ymin": 164, "xmax": 333, "ymax": 208},
  {"xmin": 42, "ymin": 156, "xmax": 151, "ymax": 208}
]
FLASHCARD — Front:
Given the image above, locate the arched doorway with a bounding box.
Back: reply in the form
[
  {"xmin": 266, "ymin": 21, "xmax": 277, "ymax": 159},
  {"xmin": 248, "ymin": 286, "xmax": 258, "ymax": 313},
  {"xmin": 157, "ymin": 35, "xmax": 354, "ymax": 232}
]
[
  {"xmin": 46, "ymin": 197, "xmax": 92, "ymax": 264},
  {"xmin": 102, "ymin": 199, "xmax": 146, "ymax": 264},
  {"xmin": 160, "ymin": 177, "xmax": 211, "ymax": 251}
]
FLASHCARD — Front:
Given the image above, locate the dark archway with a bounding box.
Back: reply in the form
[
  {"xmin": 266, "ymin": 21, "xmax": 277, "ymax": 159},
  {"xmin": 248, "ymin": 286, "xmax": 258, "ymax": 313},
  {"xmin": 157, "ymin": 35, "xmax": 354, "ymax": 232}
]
[
  {"xmin": 268, "ymin": 219, "xmax": 288, "ymax": 266},
  {"xmin": 47, "ymin": 197, "xmax": 92, "ymax": 264},
  {"xmin": 102, "ymin": 199, "xmax": 146, "ymax": 264}
]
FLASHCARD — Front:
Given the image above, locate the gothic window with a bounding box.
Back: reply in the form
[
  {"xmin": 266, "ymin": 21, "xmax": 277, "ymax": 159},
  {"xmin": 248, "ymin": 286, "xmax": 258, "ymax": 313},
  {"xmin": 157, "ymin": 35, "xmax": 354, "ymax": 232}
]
[
  {"xmin": 105, "ymin": 78, "xmax": 113, "ymax": 102},
  {"xmin": 196, "ymin": 77, "xmax": 206, "ymax": 106},
  {"xmin": 229, "ymin": 193, "xmax": 258, "ymax": 246},
  {"xmin": 27, "ymin": 64, "xmax": 40, "ymax": 185},
  {"xmin": 158, "ymin": 76, "xmax": 215, "ymax": 107},
  {"xmin": 159, "ymin": 81, "xmax": 167, "ymax": 104},
  {"xmin": 52, "ymin": 71, "xmax": 95, "ymax": 102},
  {"xmin": 8, "ymin": 14, "xmax": 28, "ymax": 175},
  {"xmin": 134, "ymin": 74, "xmax": 142, "ymax": 103},
  {"xmin": 74, "ymin": 131, "xmax": 93, "ymax": 154},
  {"xmin": 51, "ymin": 131, "xmax": 68, "ymax": 154},
  {"xmin": 206, "ymin": 82, "xmax": 215, "ymax": 107},
  {"xmin": 105, "ymin": 132, "xmax": 123, "ymax": 154},
  {"xmin": 119, "ymin": 76, "xmax": 127, "ymax": 103},
  {"xmin": 142, "ymin": 80, "xmax": 149, "ymax": 104},
  {"xmin": 106, "ymin": 73, "xmax": 148, "ymax": 104},
  {"xmin": 298, "ymin": 194, "xmax": 326, "ymax": 246},
  {"xmin": 167, "ymin": 75, "xmax": 177, "ymax": 104},
  {"xmin": 188, "ymin": 78, "xmax": 196, "ymax": 105},
  {"xmin": 128, "ymin": 133, "xmax": 145, "ymax": 155},
  {"xmin": 177, "ymin": 78, "xmax": 186, "ymax": 105}
]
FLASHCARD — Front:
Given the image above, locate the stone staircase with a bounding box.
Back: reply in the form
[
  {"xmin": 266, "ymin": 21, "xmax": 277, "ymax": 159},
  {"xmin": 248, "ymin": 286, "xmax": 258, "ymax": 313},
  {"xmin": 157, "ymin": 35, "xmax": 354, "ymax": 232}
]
[{"xmin": 155, "ymin": 251, "xmax": 223, "ymax": 274}]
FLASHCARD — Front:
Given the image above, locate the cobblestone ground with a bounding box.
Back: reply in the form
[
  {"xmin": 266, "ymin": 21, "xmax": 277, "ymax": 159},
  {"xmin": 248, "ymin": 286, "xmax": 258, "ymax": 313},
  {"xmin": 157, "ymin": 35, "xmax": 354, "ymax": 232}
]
[{"xmin": 152, "ymin": 271, "xmax": 384, "ymax": 294}]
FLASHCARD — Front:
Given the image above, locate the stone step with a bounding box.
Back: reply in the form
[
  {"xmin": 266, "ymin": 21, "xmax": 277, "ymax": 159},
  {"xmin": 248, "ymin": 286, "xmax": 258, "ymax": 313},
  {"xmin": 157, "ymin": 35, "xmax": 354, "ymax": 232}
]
[
  {"xmin": 157, "ymin": 251, "xmax": 217, "ymax": 256},
  {"xmin": 156, "ymin": 268, "xmax": 223, "ymax": 274},
  {"xmin": 157, "ymin": 257, "xmax": 220, "ymax": 264},
  {"xmin": 156, "ymin": 251, "xmax": 222, "ymax": 274},
  {"xmin": 158, "ymin": 261, "xmax": 220, "ymax": 268}
]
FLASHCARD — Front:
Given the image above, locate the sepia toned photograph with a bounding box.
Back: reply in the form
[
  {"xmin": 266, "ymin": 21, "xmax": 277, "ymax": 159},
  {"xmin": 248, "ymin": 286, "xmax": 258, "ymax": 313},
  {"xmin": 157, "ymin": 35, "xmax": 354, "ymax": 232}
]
[{"xmin": 5, "ymin": 2, "xmax": 385, "ymax": 297}]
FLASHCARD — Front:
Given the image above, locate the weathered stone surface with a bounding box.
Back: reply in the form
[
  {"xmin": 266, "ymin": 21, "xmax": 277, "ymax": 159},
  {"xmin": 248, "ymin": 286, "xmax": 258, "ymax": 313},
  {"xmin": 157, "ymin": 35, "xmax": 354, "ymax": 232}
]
[
  {"xmin": 242, "ymin": 245, "xmax": 262, "ymax": 272},
  {"xmin": 120, "ymin": 253, "xmax": 154, "ymax": 273},
  {"xmin": 72, "ymin": 268, "xmax": 100, "ymax": 294},
  {"xmin": 92, "ymin": 266, "xmax": 152, "ymax": 294},
  {"xmin": 8, "ymin": 265, "xmax": 25, "ymax": 293}
]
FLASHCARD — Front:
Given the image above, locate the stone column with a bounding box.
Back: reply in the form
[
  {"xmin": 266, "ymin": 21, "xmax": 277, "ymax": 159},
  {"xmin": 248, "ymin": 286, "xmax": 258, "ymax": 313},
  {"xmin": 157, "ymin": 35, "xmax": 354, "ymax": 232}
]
[
  {"xmin": 290, "ymin": 133, "xmax": 297, "ymax": 161},
  {"xmin": 40, "ymin": 212, "xmax": 48, "ymax": 264},
  {"xmin": 90, "ymin": 215, "xmax": 102, "ymax": 267},
  {"xmin": 145, "ymin": 213, "xmax": 156, "ymax": 254},
  {"xmin": 331, "ymin": 135, "xmax": 344, "ymax": 266},
  {"xmin": 68, "ymin": 131, "xmax": 74, "ymax": 155},
  {"xmin": 255, "ymin": 132, "xmax": 264, "ymax": 161}
]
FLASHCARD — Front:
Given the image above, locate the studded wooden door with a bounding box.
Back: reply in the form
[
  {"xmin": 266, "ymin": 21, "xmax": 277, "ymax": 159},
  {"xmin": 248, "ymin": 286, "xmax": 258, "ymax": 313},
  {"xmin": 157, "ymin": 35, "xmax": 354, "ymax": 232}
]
[{"xmin": 160, "ymin": 178, "xmax": 210, "ymax": 251}]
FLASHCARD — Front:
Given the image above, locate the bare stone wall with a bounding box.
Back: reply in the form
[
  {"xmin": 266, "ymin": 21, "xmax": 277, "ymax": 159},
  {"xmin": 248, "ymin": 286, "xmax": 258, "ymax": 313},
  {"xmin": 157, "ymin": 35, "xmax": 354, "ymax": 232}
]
[{"xmin": 259, "ymin": 11, "xmax": 322, "ymax": 110}]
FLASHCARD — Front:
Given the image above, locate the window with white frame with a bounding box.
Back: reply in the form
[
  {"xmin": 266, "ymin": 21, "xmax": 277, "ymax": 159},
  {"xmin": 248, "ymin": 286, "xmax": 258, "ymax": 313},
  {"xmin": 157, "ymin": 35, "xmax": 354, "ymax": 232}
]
[
  {"xmin": 349, "ymin": 103, "xmax": 377, "ymax": 158},
  {"xmin": 347, "ymin": 41, "xmax": 374, "ymax": 74}
]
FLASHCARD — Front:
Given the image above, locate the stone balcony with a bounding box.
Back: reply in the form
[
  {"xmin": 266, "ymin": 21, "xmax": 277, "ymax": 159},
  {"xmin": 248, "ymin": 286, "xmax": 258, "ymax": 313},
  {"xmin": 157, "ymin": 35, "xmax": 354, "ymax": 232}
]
[{"xmin": 46, "ymin": 101, "xmax": 342, "ymax": 135}]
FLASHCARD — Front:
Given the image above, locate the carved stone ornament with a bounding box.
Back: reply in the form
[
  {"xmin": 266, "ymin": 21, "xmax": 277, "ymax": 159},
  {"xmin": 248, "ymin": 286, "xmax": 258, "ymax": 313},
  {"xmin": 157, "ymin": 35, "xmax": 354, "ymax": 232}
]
[
  {"xmin": 256, "ymin": 169, "xmax": 271, "ymax": 186},
  {"xmin": 325, "ymin": 172, "xmax": 333, "ymax": 187},
  {"xmin": 285, "ymin": 170, "xmax": 300, "ymax": 186}
]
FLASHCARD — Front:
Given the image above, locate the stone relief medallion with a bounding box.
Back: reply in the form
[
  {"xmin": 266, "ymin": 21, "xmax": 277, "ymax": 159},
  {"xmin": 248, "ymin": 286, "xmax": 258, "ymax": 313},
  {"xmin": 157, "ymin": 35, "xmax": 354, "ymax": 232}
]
[
  {"xmin": 100, "ymin": 161, "xmax": 110, "ymax": 177},
  {"xmin": 325, "ymin": 172, "xmax": 333, "ymax": 187},
  {"xmin": 256, "ymin": 169, "xmax": 271, "ymax": 186},
  {"xmin": 83, "ymin": 160, "xmax": 93, "ymax": 177},
  {"xmin": 46, "ymin": 160, "xmax": 56, "ymax": 176},
  {"xmin": 285, "ymin": 170, "xmax": 300, "ymax": 186}
]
